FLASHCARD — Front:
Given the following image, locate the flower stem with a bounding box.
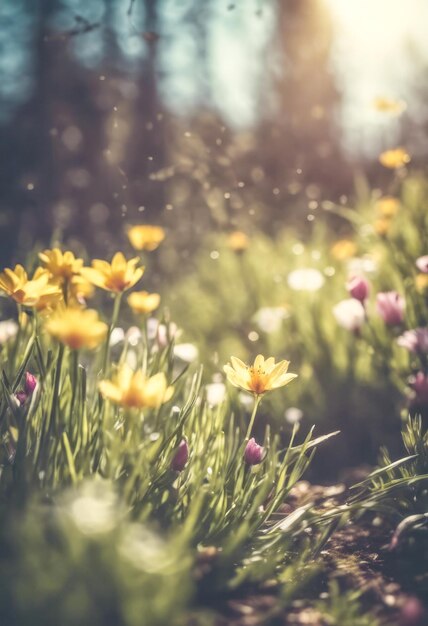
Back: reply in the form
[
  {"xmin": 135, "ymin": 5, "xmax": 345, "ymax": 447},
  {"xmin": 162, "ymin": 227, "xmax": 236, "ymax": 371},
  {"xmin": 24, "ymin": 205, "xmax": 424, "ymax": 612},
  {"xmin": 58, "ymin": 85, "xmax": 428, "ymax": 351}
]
[
  {"xmin": 48, "ymin": 342, "xmax": 65, "ymax": 437},
  {"xmin": 245, "ymin": 394, "xmax": 261, "ymax": 440},
  {"xmin": 69, "ymin": 349, "xmax": 79, "ymax": 425},
  {"xmin": 101, "ymin": 292, "xmax": 122, "ymax": 376}
]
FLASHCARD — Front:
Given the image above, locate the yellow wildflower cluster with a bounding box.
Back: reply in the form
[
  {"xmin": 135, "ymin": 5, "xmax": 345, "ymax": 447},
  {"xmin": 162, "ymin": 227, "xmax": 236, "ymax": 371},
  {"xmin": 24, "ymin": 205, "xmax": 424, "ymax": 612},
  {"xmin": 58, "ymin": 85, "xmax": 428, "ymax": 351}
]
[{"xmin": 0, "ymin": 241, "xmax": 163, "ymax": 351}]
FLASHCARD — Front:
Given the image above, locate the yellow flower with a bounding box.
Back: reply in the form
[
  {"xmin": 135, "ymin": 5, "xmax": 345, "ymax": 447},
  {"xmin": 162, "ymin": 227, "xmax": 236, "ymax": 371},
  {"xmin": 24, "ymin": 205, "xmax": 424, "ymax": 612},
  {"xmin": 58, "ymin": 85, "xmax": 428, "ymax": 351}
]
[
  {"xmin": 330, "ymin": 239, "xmax": 357, "ymax": 261},
  {"xmin": 99, "ymin": 364, "xmax": 174, "ymax": 408},
  {"xmin": 224, "ymin": 354, "xmax": 297, "ymax": 396},
  {"xmin": 415, "ymin": 274, "xmax": 428, "ymax": 294},
  {"xmin": 227, "ymin": 231, "xmax": 249, "ymax": 252},
  {"xmin": 375, "ymin": 196, "xmax": 400, "ymax": 218},
  {"xmin": 128, "ymin": 290, "xmax": 160, "ymax": 315},
  {"xmin": 127, "ymin": 225, "xmax": 165, "ymax": 251},
  {"xmin": 379, "ymin": 147, "xmax": 410, "ymax": 169},
  {"xmin": 0, "ymin": 265, "xmax": 61, "ymax": 308},
  {"xmin": 39, "ymin": 248, "xmax": 83, "ymax": 280},
  {"xmin": 45, "ymin": 307, "xmax": 108, "ymax": 350},
  {"xmin": 68, "ymin": 275, "xmax": 95, "ymax": 303},
  {"xmin": 81, "ymin": 252, "xmax": 144, "ymax": 293},
  {"xmin": 374, "ymin": 217, "xmax": 392, "ymax": 236},
  {"xmin": 373, "ymin": 97, "xmax": 406, "ymax": 115}
]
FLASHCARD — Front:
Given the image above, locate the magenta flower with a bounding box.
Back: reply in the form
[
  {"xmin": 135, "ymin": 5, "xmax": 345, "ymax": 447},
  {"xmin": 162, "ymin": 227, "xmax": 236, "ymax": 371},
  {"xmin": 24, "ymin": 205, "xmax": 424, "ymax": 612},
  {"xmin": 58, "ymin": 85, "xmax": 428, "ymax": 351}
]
[
  {"xmin": 416, "ymin": 255, "xmax": 428, "ymax": 274},
  {"xmin": 397, "ymin": 328, "xmax": 428, "ymax": 354},
  {"xmin": 346, "ymin": 275, "xmax": 370, "ymax": 303},
  {"xmin": 376, "ymin": 292, "xmax": 405, "ymax": 326},
  {"xmin": 16, "ymin": 392, "xmax": 27, "ymax": 406},
  {"xmin": 24, "ymin": 372, "xmax": 37, "ymax": 394},
  {"xmin": 171, "ymin": 439, "xmax": 189, "ymax": 472},
  {"xmin": 244, "ymin": 438, "xmax": 265, "ymax": 465},
  {"xmin": 399, "ymin": 596, "xmax": 427, "ymax": 626},
  {"xmin": 409, "ymin": 372, "xmax": 428, "ymax": 406},
  {"xmin": 15, "ymin": 372, "xmax": 38, "ymax": 406}
]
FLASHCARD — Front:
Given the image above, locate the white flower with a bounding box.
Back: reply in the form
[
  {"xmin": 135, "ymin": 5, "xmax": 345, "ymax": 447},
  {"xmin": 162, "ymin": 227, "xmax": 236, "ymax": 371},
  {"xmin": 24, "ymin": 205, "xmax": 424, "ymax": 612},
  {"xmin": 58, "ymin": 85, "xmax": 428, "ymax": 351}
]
[
  {"xmin": 333, "ymin": 298, "xmax": 365, "ymax": 332},
  {"xmin": 346, "ymin": 256, "xmax": 377, "ymax": 275},
  {"xmin": 125, "ymin": 326, "xmax": 142, "ymax": 346},
  {"xmin": 157, "ymin": 322, "xmax": 179, "ymax": 348},
  {"xmin": 109, "ymin": 327, "xmax": 125, "ymax": 347},
  {"xmin": 287, "ymin": 268, "xmax": 325, "ymax": 292},
  {"xmin": 0, "ymin": 319, "xmax": 18, "ymax": 345},
  {"xmin": 253, "ymin": 306, "xmax": 289, "ymax": 333},
  {"xmin": 173, "ymin": 343, "xmax": 198, "ymax": 363},
  {"xmin": 146, "ymin": 317, "xmax": 159, "ymax": 341},
  {"xmin": 205, "ymin": 382, "xmax": 226, "ymax": 406},
  {"xmin": 239, "ymin": 392, "xmax": 255, "ymax": 409},
  {"xmin": 285, "ymin": 407, "xmax": 303, "ymax": 424}
]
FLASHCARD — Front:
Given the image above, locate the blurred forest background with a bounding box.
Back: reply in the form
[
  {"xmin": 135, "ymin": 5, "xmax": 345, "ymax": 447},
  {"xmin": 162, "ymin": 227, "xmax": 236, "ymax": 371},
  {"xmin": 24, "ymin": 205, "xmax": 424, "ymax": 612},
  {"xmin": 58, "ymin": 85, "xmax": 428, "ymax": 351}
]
[{"xmin": 1, "ymin": 0, "xmax": 428, "ymax": 268}]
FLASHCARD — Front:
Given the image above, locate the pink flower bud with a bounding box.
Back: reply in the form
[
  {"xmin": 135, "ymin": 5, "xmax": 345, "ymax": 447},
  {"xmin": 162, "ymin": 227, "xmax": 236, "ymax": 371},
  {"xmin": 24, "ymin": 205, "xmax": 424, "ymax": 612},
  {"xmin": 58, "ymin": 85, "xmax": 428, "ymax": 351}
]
[
  {"xmin": 397, "ymin": 328, "xmax": 428, "ymax": 354},
  {"xmin": 409, "ymin": 372, "xmax": 428, "ymax": 407},
  {"xmin": 171, "ymin": 439, "xmax": 189, "ymax": 472},
  {"xmin": 24, "ymin": 372, "xmax": 37, "ymax": 395},
  {"xmin": 376, "ymin": 291, "xmax": 405, "ymax": 326},
  {"xmin": 416, "ymin": 255, "xmax": 428, "ymax": 274},
  {"xmin": 244, "ymin": 438, "xmax": 265, "ymax": 465},
  {"xmin": 346, "ymin": 275, "xmax": 370, "ymax": 302},
  {"xmin": 16, "ymin": 392, "xmax": 27, "ymax": 406},
  {"xmin": 399, "ymin": 596, "xmax": 427, "ymax": 626}
]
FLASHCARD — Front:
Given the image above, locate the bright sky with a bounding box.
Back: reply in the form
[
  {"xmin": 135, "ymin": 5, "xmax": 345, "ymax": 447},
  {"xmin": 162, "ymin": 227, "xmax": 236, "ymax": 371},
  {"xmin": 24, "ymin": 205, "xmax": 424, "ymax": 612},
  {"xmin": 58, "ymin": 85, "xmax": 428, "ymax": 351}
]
[{"xmin": 326, "ymin": 0, "xmax": 428, "ymax": 154}]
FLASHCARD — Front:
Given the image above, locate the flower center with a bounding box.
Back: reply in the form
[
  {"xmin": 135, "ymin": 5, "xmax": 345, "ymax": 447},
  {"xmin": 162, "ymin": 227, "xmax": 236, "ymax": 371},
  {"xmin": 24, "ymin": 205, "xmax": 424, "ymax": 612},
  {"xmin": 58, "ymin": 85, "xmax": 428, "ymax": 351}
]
[{"xmin": 248, "ymin": 366, "xmax": 268, "ymax": 394}]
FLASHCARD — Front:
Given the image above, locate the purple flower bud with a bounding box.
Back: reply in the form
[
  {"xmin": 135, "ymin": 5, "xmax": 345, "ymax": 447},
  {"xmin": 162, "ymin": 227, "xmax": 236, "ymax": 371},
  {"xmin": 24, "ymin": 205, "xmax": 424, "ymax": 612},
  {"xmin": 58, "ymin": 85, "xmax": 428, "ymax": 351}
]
[
  {"xmin": 397, "ymin": 328, "xmax": 428, "ymax": 355},
  {"xmin": 376, "ymin": 291, "xmax": 405, "ymax": 326},
  {"xmin": 416, "ymin": 255, "xmax": 428, "ymax": 274},
  {"xmin": 346, "ymin": 275, "xmax": 370, "ymax": 303},
  {"xmin": 171, "ymin": 439, "xmax": 189, "ymax": 472},
  {"xmin": 15, "ymin": 391, "xmax": 27, "ymax": 406},
  {"xmin": 244, "ymin": 438, "xmax": 265, "ymax": 465},
  {"xmin": 409, "ymin": 372, "xmax": 428, "ymax": 407},
  {"xmin": 24, "ymin": 372, "xmax": 37, "ymax": 395},
  {"xmin": 399, "ymin": 596, "xmax": 427, "ymax": 626}
]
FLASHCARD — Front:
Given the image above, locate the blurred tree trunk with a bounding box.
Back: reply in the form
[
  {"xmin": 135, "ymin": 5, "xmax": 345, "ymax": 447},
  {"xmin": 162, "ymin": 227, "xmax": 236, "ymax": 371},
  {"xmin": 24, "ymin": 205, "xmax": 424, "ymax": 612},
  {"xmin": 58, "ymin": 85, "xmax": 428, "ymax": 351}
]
[{"xmin": 258, "ymin": 0, "xmax": 350, "ymax": 204}]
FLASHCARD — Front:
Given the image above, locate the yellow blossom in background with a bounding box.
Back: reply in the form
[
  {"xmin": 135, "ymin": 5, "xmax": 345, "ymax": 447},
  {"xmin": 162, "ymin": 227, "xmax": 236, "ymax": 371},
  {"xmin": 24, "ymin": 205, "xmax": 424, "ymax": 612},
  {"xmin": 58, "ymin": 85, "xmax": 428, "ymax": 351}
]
[
  {"xmin": 330, "ymin": 239, "xmax": 357, "ymax": 261},
  {"xmin": 31, "ymin": 267, "xmax": 63, "ymax": 313},
  {"xmin": 99, "ymin": 364, "xmax": 174, "ymax": 409},
  {"xmin": 0, "ymin": 265, "xmax": 61, "ymax": 308},
  {"xmin": 39, "ymin": 248, "xmax": 83, "ymax": 281},
  {"xmin": 379, "ymin": 147, "xmax": 410, "ymax": 169},
  {"xmin": 375, "ymin": 196, "xmax": 400, "ymax": 218},
  {"xmin": 224, "ymin": 354, "xmax": 297, "ymax": 396},
  {"xmin": 227, "ymin": 231, "xmax": 249, "ymax": 252},
  {"xmin": 68, "ymin": 275, "xmax": 95, "ymax": 303},
  {"xmin": 128, "ymin": 291, "xmax": 160, "ymax": 315},
  {"xmin": 45, "ymin": 307, "xmax": 108, "ymax": 350},
  {"xmin": 415, "ymin": 274, "xmax": 428, "ymax": 294},
  {"xmin": 81, "ymin": 252, "xmax": 144, "ymax": 293},
  {"xmin": 374, "ymin": 217, "xmax": 393, "ymax": 236},
  {"xmin": 34, "ymin": 291, "xmax": 64, "ymax": 315},
  {"xmin": 373, "ymin": 97, "xmax": 406, "ymax": 115},
  {"xmin": 127, "ymin": 225, "xmax": 165, "ymax": 251}
]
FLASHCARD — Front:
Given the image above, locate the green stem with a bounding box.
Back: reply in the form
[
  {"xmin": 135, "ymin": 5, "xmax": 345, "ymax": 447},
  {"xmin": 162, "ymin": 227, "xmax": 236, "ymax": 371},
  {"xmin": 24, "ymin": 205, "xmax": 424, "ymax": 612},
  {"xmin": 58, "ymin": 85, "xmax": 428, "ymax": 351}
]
[
  {"xmin": 12, "ymin": 304, "xmax": 24, "ymax": 371},
  {"xmin": 245, "ymin": 394, "xmax": 261, "ymax": 440},
  {"xmin": 68, "ymin": 349, "xmax": 79, "ymax": 425},
  {"xmin": 101, "ymin": 292, "xmax": 123, "ymax": 376},
  {"xmin": 48, "ymin": 343, "xmax": 65, "ymax": 437}
]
